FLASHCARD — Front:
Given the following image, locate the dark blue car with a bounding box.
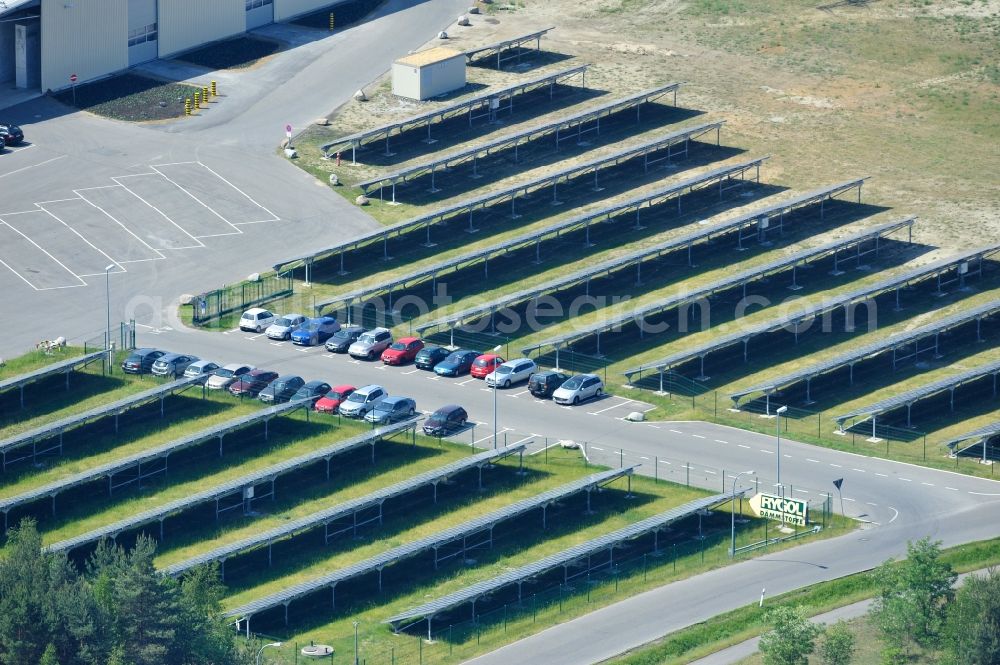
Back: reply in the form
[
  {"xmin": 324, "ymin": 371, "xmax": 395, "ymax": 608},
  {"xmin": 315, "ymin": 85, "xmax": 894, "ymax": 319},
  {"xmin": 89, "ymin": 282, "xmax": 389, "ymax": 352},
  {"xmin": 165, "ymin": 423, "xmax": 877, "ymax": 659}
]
[
  {"xmin": 291, "ymin": 316, "xmax": 340, "ymax": 346},
  {"xmin": 434, "ymin": 349, "xmax": 480, "ymax": 377}
]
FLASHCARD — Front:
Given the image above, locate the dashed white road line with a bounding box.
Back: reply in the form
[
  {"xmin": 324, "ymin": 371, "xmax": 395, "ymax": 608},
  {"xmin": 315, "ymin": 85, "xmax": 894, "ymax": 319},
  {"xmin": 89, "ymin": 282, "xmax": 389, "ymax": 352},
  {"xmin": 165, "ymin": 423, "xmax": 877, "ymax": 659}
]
[
  {"xmin": 806, "ymin": 459, "xmax": 820, "ymax": 463},
  {"xmin": 852, "ymin": 468, "xmax": 866, "ymax": 473},
  {"xmin": 704, "ymin": 470, "xmax": 716, "ymax": 475},
  {"xmin": 691, "ymin": 434, "xmax": 705, "ymax": 439},
  {"xmin": 898, "ymin": 477, "xmax": 912, "ymax": 482},
  {"xmin": 945, "ymin": 486, "xmax": 959, "ymax": 491},
  {"xmin": 921, "ymin": 482, "xmax": 934, "ymax": 487},
  {"xmin": 739, "ymin": 444, "xmax": 751, "ymax": 449},
  {"xmin": 669, "ymin": 429, "xmax": 683, "ymax": 434},
  {"xmin": 843, "ymin": 497, "xmax": 856, "ymax": 502},
  {"xmin": 714, "ymin": 439, "xmax": 727, "ymax": 444},
  {"xmin": 875, "ymin": 473, "xmax": 888, "ymax": 477},
  {"xmin": 591, "ymin": 446, "xmax": 604, "ymax": 452},
  {"xmin": 760, "ymin": 449, "xmax": 774, "ymax": 454},
  {"xmin": 866, "ymin": 502, "xmax": 878, "ymax": 507},
  {"xmin": 829, "ymin": 463, "xmax": 843, "ymax": 468}
]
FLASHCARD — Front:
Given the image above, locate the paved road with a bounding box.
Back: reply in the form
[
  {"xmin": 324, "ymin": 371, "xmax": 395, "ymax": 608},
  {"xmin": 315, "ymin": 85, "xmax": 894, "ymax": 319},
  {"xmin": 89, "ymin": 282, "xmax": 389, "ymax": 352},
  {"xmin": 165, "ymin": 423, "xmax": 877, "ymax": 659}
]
[
  {"xmin": 132, "ymin": 325, "xmax": 1000, "ymax": 665},
  {"xmin": 0, "ymin": 0, "xmax": 468, "ymax": 358}
]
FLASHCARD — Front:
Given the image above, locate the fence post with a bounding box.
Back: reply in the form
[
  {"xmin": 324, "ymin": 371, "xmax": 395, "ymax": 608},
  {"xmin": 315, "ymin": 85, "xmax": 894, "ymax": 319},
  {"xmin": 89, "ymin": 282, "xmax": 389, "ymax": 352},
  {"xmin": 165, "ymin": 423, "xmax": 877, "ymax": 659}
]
[
  {"xmin": 654, "ymin": 456, "xmax": 658, "ymax": 483},
  {"xmin": 686, "ymin": 462, "xmax": 690, "ymax": 486},
  {"xmin": 923, "ymin": 435, "xmax": 926, "ymax": 460}
]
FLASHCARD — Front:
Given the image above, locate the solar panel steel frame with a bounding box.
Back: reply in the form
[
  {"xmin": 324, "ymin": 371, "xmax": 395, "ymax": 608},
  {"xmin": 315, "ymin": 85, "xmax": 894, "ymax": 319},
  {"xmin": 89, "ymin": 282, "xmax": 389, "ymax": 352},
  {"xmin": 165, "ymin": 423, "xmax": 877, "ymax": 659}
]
[
  {"xmin": 355, "ymin": 83, "xmax": 684, "ymax": 199},
  {"xmin": 521, "ymin": 217, "xmax": 915, "ymax": 360},
  {"xmin": 319, "ymin": 64, "xmax": 590, "ymax": 158},
  {"xmin": 383, "ymin": 492, "xmax": 729, "ymax": 631},
  {"xmin": 224, "ymin": 464, "xmax": 637, "ymax": 627},
  {"xmin": 0, "ymin": 374, "xmax": 206, "ymax": 471},
  {"xmin": 462, "ymin": 27, "xmax": 556, "ymax": 68},
  {"xmin": 0, "ymin": 350, "xmax": 107, "ymax": 407},
  {"xmin": 280, "ymin": 120, "xmax": 725, "ymax": 280},
  {"xmin": 832, "ymin": 358, "xmax": 1000, "ymax": 431},
  {"xmin": 730, "ymin": 297, "xmax": 1000, "ymax": 407},
  {"xmin": 45, "ymin": 419, "xmax": 418, "ymax": 556},
  {"xmin": 168, "ymin": 443, "xmax": 528, "ymax": 579},
  {"xmin": 414, "ymin": 157, "xmax": 768, "ymax": 334},
  {"xmin": 318, "ymin": 154, "xmax": 761, "ymax": 320},
  {"xmin": 0, "ymin": 397, "xmax": 315, "ymax": 531},
  {"xmin": 623, "ymin": 243, "xmax": 1000, "ymax": 383},
  {"xmin": 945, "ymin": 422, "xmax": 1000, "ymax": 455}
]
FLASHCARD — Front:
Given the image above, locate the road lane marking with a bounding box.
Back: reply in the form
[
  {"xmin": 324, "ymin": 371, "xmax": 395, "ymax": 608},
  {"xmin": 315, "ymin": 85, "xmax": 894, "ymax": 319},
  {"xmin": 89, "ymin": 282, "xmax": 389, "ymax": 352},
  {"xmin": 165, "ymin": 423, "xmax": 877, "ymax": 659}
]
[
  {"xmin": 875, "ymin": 473, "xmax": 888, "ymax": 477},
  {"xmin": 659, "ymin": 460, "xmax": 671, "ymax": 465},
  {"xmin": 968, "ymin": 491, "xmax": 1000, "ymax": 496},
  {"xmin": 669, "ymin": 429, "xmax": 683, "ymax": 434},
  {"xmin": 588, "ymin": 399, "xmax": 634, "ymax": 415},
  {"xmin": 640, "ymin": 456, "xmax": 649, "ymax": 460},
  {"xmin": 794, "ymin": 489, "xmax": 809, "ymax": 494},
  {"xmin": 888, "ymin": 507, "xmax": 899, "ymax": 523},
  {"xmin": 591, "ymin": 446, "xmax": 604, "ymax": 451},
  {"xmin": 945, "ymin": 487, "xmax": 959, "ymax": 491},
  {"xmin": 647, "ymin": 424, "xmax": 661, "ymax": 429},
  {"xmin": 843, "ymin": 497, "xmax": 855, "ymax": 502},
  {"xmin": 704, "ymin": 470, "xmax": 716, "ymax": 475},
  {"xmin": 829, "ymin": 463, "xmax": 842, "ymax": 468},
  {"xmin": 783, "ymin": 454, "xmax": 791, "ymax": 458},
  {"xmin": 402, "ymin": 369, "xmax": 419, "ymax": 375},
  {"xmin": 898, "ymin": 478, "xmax": 912, "ymax": 482},
  {"xmin": 715, "ymin": 439, "xmax": 728, "ymax": 444},
  {"xmin": 866, "ymin": 502, "xmax": 878, "ymax": 507},
  {"xmin": 807, "ymin": 459, "xmax": 820, "ymax": 463},
  {"xmin": 852, "ymin": 468, "xmax": 865, "ymax": 473},
  {"xmin": 739, "ymin": 444, "xmax": 751, "ymax": 449},
  {"xmin": 760, "ymin": 449, "xmax": 774, "ymax": 454},
  {"xmin": 691, "ymin": 434, "xmax": 705, "ymax": 439},
  {"xmin": 921, "ymin": 482, "xmax": 934, "ymax": 487}
]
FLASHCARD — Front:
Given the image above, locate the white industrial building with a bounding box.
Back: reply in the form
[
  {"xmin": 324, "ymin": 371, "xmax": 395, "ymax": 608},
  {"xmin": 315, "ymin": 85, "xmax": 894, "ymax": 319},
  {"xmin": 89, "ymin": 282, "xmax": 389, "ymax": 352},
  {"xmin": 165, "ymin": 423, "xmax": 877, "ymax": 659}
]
[{"xmin": 0, "ymin": 0, "xmax": 355, "ymax": 93}]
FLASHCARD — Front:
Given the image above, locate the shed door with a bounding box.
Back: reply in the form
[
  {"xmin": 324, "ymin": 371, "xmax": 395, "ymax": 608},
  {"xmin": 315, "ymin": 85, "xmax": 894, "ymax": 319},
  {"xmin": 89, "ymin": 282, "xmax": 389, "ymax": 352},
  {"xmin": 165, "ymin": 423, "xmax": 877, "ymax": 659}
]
[
  {"xmin": 127, "ymin": 0, "xmax": 158, "ymax": 66},
  {"xmin": 246, "ymin": 0, "xmax": 274, "ymax": 30}
]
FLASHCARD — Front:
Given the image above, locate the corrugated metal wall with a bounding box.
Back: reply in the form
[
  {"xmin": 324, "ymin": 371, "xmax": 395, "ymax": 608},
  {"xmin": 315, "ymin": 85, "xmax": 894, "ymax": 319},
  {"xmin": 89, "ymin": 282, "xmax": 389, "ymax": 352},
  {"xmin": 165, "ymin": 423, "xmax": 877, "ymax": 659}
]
[
  {"xmin": 157, "ymin": 0, "xmax": 244, "ymax": 58},
  {"xmin": 274, "ymin": 0, "xmax": 337, "ymax": 22},
  {"xmin": 41, "ymin": 0, "xmax": 128, "ymax": 92}
]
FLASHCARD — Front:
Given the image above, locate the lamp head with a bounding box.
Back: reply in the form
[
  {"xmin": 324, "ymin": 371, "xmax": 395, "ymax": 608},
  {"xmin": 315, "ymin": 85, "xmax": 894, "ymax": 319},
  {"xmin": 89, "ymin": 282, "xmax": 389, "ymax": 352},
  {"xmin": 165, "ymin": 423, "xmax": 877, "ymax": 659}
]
[{"xmin": 776, "ymin": 406, "xmax": 788, "ymax": 415}]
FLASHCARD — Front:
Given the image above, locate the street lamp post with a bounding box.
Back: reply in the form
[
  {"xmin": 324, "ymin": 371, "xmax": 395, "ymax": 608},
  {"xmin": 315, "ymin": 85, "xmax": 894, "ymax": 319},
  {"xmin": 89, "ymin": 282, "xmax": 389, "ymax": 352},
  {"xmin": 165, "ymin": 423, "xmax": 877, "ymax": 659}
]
[
  {"xmin": 491, "ymin": 344, "xmax": 502, "ymax": 450},
  {"xmin": 730, "ymin": 469, "xmax": 755, "ymax": 557},
  {"xmin": 775, "ymin": 405, "xmax": 788, "ymax": 495},
  {"xmin": 104, "ymin": 265, "xmax": 115, "ymax": 352},
  {"xmin": 255, "ymin": 642, "xmax": 282, "ymax": 665}
]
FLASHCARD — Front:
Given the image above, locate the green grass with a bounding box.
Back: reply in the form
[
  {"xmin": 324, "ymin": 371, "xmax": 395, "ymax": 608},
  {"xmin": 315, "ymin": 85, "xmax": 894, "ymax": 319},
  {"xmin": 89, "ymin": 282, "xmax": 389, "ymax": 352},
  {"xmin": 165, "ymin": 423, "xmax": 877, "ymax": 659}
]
[
  {"xmin": 175, "ymin": 36, "xmax": 280, "ymax": 71},
  {"xmin": 0, "ymin": 346, "xmax": 88, "ymax": 380},
  {"xmin": 52, "ymin": 73, "xmax": 200, "ymax": 122},
  {"xmin": 604, "ymin": 535, "xmax": 1000, "ymax": 665}
]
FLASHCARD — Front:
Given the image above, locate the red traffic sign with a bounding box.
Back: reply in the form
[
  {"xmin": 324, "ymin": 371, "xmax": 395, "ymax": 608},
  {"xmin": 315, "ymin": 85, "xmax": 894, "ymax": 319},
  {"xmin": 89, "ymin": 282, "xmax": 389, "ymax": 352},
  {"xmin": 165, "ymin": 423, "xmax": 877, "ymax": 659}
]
[{"xmin": 70, "ymin": 74, "xmax": 77, "ymax": 83}]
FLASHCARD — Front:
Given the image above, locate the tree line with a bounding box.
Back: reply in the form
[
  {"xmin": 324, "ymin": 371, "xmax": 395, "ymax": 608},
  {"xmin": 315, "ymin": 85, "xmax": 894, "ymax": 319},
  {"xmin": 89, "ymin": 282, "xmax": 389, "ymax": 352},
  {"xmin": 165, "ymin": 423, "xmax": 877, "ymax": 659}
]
[{"xmin": 0, "ymin": 520, "xmax": 257, "ymax": 665}]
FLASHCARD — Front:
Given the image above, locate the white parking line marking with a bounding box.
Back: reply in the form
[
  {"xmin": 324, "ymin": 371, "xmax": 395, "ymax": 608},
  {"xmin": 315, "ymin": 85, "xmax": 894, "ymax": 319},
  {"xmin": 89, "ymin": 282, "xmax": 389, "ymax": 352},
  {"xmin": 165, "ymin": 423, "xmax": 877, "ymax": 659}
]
[
  {"xmin": 0, "ymin": 154, "xmax": 66, "ymax": 180},
  {"xmin": 639, "ymin": 456, "xmax": 649, "ymax": 460},
  {"xmin": 659, "ymin": 460, "xmax": 671, "ymax": 465},
  {"xmin": 402, "ymin": 369, "xmax": 419, "ymax": 375},
  {"xmin": 588, "ymin": 399, "xmax": 634, "ymax": 415},
  {"xmin": 647, "ymin": 424, "xmax": 661, "ymax": 429},
  {"xmin": 843, "ymin": 497, "xmax": 856, "ymax": 502},
  {"xmin": 794, "ymin": 489, "xmax": 809, "ymax": 494},
  {"xmin": 591, "ymin": 446, "xmax": 604, "ymax": 451},
  {"xmin": 457, "ymin": 378, "xmax": 477, "ymax": 386},
  {"xmin": 513, "ymin": 390, "xmax": 529, "ymax": 396},
  {"xmin": 783, "ymin": 454, "xmax": 791, "ymax": 458},
  {"xmin": 704, "ymin": 470, "xmax": 716, "ymax": 475},
  {"xmin": 149, "ymin": 164, "xmax": 244, "ymax": 234}
]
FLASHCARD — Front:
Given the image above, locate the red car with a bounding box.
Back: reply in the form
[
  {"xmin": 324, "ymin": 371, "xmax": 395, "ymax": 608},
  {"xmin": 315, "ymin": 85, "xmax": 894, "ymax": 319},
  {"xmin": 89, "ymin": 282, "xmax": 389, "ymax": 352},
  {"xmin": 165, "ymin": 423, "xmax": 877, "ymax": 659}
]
[
  {"xmin": 471, "ymin": 353, "xmax": 504, "ymax": 379},
  {"xmin": 314, "ymin": 385, "xmax": 356, "ymax": 413},
  {"xmin": 381, "ymin": 337, "xmax": 424, "ymax": 366}
]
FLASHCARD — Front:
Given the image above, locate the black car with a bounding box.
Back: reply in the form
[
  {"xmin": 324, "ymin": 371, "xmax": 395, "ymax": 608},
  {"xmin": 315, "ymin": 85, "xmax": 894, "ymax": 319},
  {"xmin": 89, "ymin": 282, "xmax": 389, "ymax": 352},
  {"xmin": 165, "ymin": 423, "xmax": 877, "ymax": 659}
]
[
  {"xmin": 292, "ymin": 380, "xmax": 332, "ymax": 402},
  {"xmin": 528, "ymin": 371, "xmax": 570, "ymax": 399},
  {"xmin": 0, "ymin": 123, "xmax": 23, "ymax": 147},
  {"xmin": 229, "ymin": 369, "xmax": 279, "ymax": 397},
  {"xmin": 258, "ymin": 375, "xmax": 305, "ymax": 404},
  {"xmin": 422, "ymin": 405, "xmax": 469, "ymax": 437},
  {"xmin": 415, "ymin": 345, "xmax": 451, "ymax": 370},
  {"xmin": 325, "ymin": 325, "xmax": 365, "ymax": 353},
  {"xmin": 121, "ymin": 348, "xmax": 166, "ymax": 374}
]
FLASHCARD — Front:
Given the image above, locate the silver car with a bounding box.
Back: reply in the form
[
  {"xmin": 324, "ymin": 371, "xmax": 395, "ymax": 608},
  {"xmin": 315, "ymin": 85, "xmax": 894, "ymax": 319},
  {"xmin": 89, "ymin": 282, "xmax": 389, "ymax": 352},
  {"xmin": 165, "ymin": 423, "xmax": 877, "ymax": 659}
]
[
  {"xmin": 348, "ymin": 328, "xmax": 393, "ymax": 360},
  {"xmin": 486, "ymin": 358, "xmax": 538, "ymax": 388},
  {"xmin": 151, "ymin": 353, "xmax": 199, "ymax": 378},
  {"xmin": 552, "ymin": 374, "xmax": 604, "ymax": 405},
  {"xmin": 364, "ymin": 396, "xmax": 416, "ymax": 424},
  {"xmin": 183, "ymin": 360, "xmax": 220, "ymax": 378},
  {"xmin": 339, "ymin": 384, "xmax": 388, "ymax": 418},
  {"xmin": 265, "ymin": 313, "xmax": 307, "ymax": 340},
  {"xmin": 206, "ymin": 363, "xmax": 255, "ymax": 390}
]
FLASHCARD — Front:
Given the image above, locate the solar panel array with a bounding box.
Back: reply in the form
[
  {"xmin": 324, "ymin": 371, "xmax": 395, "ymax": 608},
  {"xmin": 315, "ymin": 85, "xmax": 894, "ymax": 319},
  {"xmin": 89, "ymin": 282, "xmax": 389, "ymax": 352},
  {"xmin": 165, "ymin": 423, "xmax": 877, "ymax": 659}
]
[
  {"xmin": 45, "ymin": 419, "xmax": 418, "ymax": 555},
  {"xmin": 945, "ymin": 422, "xmax": 1000, "ymax": 452},
  {"xmin": 0, "ymin": 374, "xmax": 204, "ymax": 458},
  {"xmin": 384, "ymin": 492, "xmax": 729, "ymax": 627},
  {"xmin": 415, "ymin": 157, "xmax": 767, "ymax": 334},
  {"xmin": 0, "ymin": 350, "xmax": 106, "ymax": 395},
  {"xmin": 355, "ymin": 83, "xmax": 683, "ymax": 196},
  {"xmin": 522, "ymin": 217, "xmax": 914, "ymax": 356},
  {"xmin": 0, "ymin": 397, "xmax": 313, "ymax": 518},
  {"xmin": 462, "ymin": 27, "xmax": 555, "ymax": 63},
  {"xmin": 833, "ymin": 358, "xmax": 1000, "ymax": 426},
  {"xmin": 277, "ymin": 120, "xmax": 725, "ymax": 274},
  {"xmin": 624, "ymin": 244, "xmax": 1000, "ymax": 380},
  {"xmin": 729, "ymin": 297, "xmax": 1000, "ymax": 403},
  {"xmin": 167, "ymin": 443, "xmax": 527, "ymax": 576},
  {"xmin": 225, "ymin": 465, "xmax": 638, "ymax": 620},
  {"xmin": 319, "ymin": 64, "xmax": 590, "ymax": 156},
  {"xmin": 317, "ymin": 155, "xmax": 763, "ymax": 318}
]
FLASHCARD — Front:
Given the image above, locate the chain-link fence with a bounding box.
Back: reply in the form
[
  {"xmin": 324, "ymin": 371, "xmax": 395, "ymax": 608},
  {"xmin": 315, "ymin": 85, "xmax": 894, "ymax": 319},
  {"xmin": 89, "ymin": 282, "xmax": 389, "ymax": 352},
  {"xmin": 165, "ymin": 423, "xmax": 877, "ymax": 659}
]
[{"xmin": 192, "ymin": 273, "xmax": 294, "ymax": 325}]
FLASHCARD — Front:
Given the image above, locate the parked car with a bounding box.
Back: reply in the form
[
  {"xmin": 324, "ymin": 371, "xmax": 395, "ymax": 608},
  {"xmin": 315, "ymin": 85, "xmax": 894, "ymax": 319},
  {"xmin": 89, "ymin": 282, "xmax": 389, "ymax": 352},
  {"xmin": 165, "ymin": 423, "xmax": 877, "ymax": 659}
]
[
  {"xmin": 338, "ymin": 384, "xmax": 388, "ymax": 418},
  {"xmin": 291, "ymin": 316, "xmax": 340, "ymax": 346},
  {"xmin": 325, "ymin": 325, "xmax": 365, "ymax": 353},
  {"xmin": 314, "ymin": 385, "xmax": 356, "ymax": 414},
  {"xmin": 183, "ymin": 360, "xmax": 220, "ymax": 378},
  {"xmin": 348, "ymin": 327, "xmax": 393, "ymax": 360},
  {"xmin": 228, "ymin": 369, "xmax": 278, "ymax": 397},
  {"xmin": 381, "ymin": 337, "xmax": 424, "ymax": 365},
  {"xmin": 0, "ymin": 122, "xmax": 24, "ymax": 146},
  {"xmin": 0, "ymin": 134, "xmax": 5, "ymax": 152},
  {"xmin": 486, "ymin": 358, "xmax": 538, "ymax": 388},
  {"xmin": 239, "ymin": 308, "xmax": 276, "ymax": 333},
  {"xmin": 293, "ymin": 380, "xmax": 332, "ymax": 402},
  {"xmin": 422, "ymin": 405, "xmax": 469, "ymax": 437},
  {"xmin": 552, "ymin": 373, "xmax": 604, "ymax": 405},
  {"xmin": 528, "ymin": 371, "xmax": 570, "ymax": 399},
  {"xmin": 471, "ymin": 353, "xmax": 504, "ymax": 379},
  {"xmin": 434, "ymin": 350, "xmax": 480, "ymax": 377},
  {"xmin": 364, "ymin": 396, "xmax": 417, "ymax": 425},
  {"xmin": 121, "ymin": 348, "xmax": 166, "ymax": 374},
  {"xmin": 206, "ymin": 363, "xmax": 254, "ymax": 390},
  {"xmin": 265, "ymin": 313, "xmax": 307, "ymax": 340},
  {"xmin": 151, "ymin": 353, "xmax": 199, "ymax": 378},
  {"xmin": 415, "ymin": 345, "xmax": 450, "ymax": 370},
  {"xmin": 258, "ymin": 375, "xmax": 305, "ymax": 404}
]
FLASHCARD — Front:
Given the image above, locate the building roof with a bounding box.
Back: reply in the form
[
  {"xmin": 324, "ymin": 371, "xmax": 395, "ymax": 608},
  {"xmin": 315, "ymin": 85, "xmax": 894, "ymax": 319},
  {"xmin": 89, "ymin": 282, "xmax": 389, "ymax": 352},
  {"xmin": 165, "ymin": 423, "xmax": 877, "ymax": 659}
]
[
  {"xmin": 395, "ymin": 47, "xmax": 464, "ymax": 68},
  {"xmin": 0, "ymin": 0, "xmax": 39, "ymax": 19}
]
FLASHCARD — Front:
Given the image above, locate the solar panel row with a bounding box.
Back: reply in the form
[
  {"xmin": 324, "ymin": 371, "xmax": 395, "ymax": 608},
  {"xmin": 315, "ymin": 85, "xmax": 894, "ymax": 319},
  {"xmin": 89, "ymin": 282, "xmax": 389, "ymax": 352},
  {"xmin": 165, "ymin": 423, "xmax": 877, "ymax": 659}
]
[
  {"xmin": 225, "ymin": 465, "xmax": 638, "ymax": 624},
  {"xmin": 945, "ymin": 422, "xmax": 1000, "ymax": 453},
  {"xmin": 0, "ymin": 350, "xmax": 106, "ymax": 396}
]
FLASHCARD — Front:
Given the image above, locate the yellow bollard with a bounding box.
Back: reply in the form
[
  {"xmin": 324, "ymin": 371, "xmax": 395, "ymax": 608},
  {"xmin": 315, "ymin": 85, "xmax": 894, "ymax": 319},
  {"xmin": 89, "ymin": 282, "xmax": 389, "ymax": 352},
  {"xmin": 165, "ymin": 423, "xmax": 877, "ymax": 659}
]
[
  {"xmin": 211, "ymin": 80, "xmax": 217, "ymax": 97},
  {"xmin": 202, "ymin": 85, "xmax": 209, "ymax": 102},
  {"xmin": 194, "ymin": 90, "xmax": 201, "ymax": 108},
  {"xmin": 185, "ymin": 98, "xmax": 191, "ymax": 116},
  {"xmin": 329, "ymin": 12, "xmax": 335, "ymax": 31}
]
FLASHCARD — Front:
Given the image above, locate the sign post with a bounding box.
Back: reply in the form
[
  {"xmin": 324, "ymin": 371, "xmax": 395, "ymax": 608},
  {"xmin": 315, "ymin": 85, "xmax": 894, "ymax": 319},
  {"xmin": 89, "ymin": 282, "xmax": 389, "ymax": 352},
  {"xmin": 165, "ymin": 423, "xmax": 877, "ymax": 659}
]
[
  {"xmin": 285, "ymin": 123, "xmax": 292, "ymax": 142},
  {"xmin": 70, "ymin": 73, "xmax": 78, "ymax": 106},
  {"xmin": 833, "ymin": 478, "xmax": 845, "ymax": 517}
]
